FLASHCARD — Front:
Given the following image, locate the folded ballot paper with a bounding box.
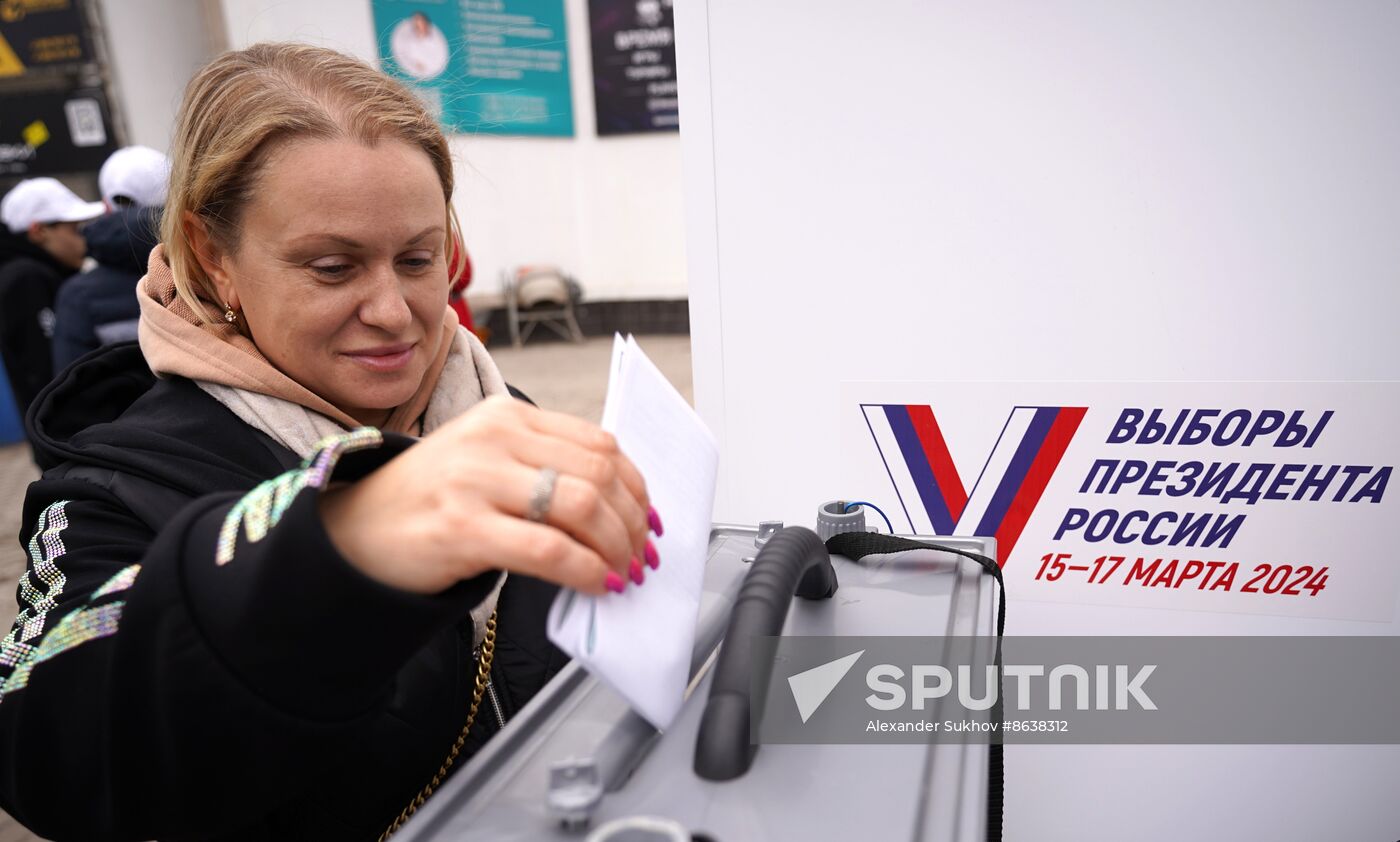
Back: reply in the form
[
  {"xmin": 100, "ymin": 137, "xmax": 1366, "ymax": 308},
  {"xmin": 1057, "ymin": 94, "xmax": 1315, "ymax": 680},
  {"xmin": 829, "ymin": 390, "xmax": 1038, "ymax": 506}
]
[{"xmin": 545, "ymin": 334, "xmax": 718, "ymax": 729}]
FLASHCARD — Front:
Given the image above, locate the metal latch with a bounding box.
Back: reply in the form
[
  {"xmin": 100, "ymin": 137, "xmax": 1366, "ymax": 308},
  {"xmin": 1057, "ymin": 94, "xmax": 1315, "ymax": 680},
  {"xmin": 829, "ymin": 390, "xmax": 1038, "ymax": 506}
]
[
  {"xmin": 742, "ymin": 520, "xmax": 784, "ymax": 562},
  {"xmin": 547, "ymin": 759, "xmax": 604, "ymax": 831}
]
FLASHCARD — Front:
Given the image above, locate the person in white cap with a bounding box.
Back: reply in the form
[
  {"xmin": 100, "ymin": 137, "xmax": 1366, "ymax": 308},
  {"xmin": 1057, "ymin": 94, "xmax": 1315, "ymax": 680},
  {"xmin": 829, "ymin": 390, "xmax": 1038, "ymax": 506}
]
[
  {"xmin": 0, "ymin": 177, "xmax": 104, "ymax": 422},
  {"xmin": 98, "ymin": 144, "xmax": 170, "ymax": 210},
  {"xmin": 51, "ymin": 146, "xmax": 171, "ymax": 371}
]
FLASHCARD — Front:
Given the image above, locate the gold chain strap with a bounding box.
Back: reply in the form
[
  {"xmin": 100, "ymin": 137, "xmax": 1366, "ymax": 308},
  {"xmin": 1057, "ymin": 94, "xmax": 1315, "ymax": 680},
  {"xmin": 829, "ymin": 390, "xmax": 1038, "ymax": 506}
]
[{"xmin": 379, "ymin": 610, "xmax": 498, "ymax": 842}]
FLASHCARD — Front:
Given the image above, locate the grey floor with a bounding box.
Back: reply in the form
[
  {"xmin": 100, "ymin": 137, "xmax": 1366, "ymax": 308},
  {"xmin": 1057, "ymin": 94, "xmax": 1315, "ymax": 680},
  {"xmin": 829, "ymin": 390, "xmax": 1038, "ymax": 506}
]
[{"xmin": 0, "ymin": 334, "xmax": 692, "ymax": 841}]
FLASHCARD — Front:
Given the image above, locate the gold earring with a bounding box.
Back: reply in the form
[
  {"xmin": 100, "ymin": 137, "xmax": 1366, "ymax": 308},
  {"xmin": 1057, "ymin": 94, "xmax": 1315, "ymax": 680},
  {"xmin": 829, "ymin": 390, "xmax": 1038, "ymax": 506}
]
[{"xmin": 223, "ymin": 304, "xmax": 237, "ymax": 324}]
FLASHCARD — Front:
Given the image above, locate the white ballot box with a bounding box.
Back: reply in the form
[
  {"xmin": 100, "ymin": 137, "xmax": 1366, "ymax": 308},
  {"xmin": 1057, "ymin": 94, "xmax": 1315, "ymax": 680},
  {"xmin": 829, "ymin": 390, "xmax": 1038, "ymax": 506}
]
[{"xmin": 396, "ymin": 523, "xmax": 999, "ymax": 842}]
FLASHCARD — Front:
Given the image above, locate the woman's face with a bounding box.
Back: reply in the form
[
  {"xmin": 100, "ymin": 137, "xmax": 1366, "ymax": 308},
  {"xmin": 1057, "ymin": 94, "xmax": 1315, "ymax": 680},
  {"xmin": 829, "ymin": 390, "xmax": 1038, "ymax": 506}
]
[{"xmin": 207, "ymin": 138, "xmax": 450, "ymax": 427}]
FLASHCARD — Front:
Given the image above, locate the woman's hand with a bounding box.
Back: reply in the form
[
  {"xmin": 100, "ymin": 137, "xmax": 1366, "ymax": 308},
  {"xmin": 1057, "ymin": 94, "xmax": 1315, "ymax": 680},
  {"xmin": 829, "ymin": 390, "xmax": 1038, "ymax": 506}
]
[{"xmin": 319, "ymin": 395, "xmax": 659, "ymax": 596}]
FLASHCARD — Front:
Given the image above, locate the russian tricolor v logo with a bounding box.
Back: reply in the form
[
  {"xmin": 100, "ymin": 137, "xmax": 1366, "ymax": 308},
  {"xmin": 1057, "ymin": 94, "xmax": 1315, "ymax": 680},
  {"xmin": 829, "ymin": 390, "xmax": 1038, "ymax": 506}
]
[{"xmin": 862, "ymin": 405, "xmax": 1087, "ymax": 565}]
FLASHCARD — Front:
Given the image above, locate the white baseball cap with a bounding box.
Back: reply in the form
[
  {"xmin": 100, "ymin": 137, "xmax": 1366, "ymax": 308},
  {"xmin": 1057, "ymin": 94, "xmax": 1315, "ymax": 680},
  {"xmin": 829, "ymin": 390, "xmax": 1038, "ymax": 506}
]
[
  {"xmin": 98, "ymin": 145, "xmax": 170, "ymax": 209},
  {"xmin": 1, "ymin": 178, "xmax": 106, "ymax": 234}
]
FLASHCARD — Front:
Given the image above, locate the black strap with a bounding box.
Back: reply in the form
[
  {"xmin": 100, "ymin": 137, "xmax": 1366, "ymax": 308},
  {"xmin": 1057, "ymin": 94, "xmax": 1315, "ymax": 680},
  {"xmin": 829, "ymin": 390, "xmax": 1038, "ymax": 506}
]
[{"xmin": 824, "ymin": 533, "xmax": 1005, "ymax": 842}]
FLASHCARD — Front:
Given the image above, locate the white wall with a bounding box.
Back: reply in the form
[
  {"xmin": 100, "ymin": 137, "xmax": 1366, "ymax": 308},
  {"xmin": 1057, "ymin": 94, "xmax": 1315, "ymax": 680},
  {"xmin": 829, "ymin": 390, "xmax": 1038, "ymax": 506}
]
[
  {"xmin": 98, "ymin": 0, "xmax": 222, "ymax": 153},
  {"xmin": 678, "ymin": 0, "xmax": 1400, "ymax": 580},
  {"xmin": 676, "ymin": 2, "xmax": 1400, "ymax": 840},
  {"xmin": 217, "ymin": 0, "xmax": 687, "ymax": 302}
]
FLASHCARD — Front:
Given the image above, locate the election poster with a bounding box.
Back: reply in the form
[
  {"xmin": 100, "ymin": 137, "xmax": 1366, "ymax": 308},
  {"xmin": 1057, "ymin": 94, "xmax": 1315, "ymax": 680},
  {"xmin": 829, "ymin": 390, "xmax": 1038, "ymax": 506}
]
[
  {"xmin": 371, "ymin": 0, "xmax": 574, "ymax": 137},
  {"xmin": 840, "ymin": 382, "xmax": 1400, "ymax": 622},
  {"xmin": 588, "ymin": 0, "xmax": 678, "ymax": 135}
]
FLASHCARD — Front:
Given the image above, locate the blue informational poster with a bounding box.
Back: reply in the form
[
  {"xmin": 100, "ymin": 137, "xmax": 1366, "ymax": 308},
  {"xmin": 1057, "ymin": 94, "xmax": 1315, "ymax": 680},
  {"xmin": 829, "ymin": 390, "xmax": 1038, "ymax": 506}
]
[{"xmin": 371, "ymin": 0, "xmax": 575, "ymax": 137}]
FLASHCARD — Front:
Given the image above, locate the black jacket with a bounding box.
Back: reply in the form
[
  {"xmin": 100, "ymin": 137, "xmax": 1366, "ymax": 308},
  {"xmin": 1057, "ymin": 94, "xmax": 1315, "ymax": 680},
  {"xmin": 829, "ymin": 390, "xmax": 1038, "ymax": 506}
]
[
  {"xmin": 0, "ymin": 343, "xmax": 568, "ymax": 840},
  {"xmin": 52, "ymin": 207, "xmax": 160, "ymax": 372},
  {"xmin": 0, "ymin": 230, "xmax": 67, "ymax": 419}
]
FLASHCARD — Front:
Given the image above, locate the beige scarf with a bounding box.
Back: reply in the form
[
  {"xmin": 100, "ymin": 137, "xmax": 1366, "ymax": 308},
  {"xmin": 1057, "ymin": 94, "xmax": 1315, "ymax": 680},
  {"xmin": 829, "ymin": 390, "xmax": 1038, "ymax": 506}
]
[{"xmin": 137, "ymin": 245, "xmax": 508, "ymax": 636}]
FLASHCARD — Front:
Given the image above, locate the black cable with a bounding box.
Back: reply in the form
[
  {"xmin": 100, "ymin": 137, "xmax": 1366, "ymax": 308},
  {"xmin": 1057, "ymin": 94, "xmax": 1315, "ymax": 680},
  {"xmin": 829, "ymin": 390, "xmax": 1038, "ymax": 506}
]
[{"xmin": 824, "ymin": 532, "xmax": 1005, "ymax": 842}]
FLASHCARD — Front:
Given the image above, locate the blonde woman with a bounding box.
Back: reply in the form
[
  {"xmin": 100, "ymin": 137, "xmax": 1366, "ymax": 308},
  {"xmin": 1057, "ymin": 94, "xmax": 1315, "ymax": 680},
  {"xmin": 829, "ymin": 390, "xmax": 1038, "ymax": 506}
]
[{"xmin": 0, "ymin": 43, "xmax": 660, "ymax": 840}]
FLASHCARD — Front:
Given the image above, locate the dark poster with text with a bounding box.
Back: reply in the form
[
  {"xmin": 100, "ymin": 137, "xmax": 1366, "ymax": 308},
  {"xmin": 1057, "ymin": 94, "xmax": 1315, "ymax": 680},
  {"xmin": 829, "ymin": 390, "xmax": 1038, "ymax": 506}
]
[
  {"xmin": 589, "ymin": 0, "xmax": 678, "ymax": 135},
  {"xmin": 0, "ymin": 88, "xmax": 115, "ymax": 176},
  {"xmin": 0, "ymin": 0, "xmax": 92, "ymax": 77}
]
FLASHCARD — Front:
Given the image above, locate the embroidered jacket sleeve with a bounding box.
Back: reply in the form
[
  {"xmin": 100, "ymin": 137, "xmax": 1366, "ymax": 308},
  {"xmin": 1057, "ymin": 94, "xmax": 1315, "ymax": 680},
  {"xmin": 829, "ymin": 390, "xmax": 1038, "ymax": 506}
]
[{"xmin": 0, "ymin": 431, "xmax": 501, "ymax": 840}]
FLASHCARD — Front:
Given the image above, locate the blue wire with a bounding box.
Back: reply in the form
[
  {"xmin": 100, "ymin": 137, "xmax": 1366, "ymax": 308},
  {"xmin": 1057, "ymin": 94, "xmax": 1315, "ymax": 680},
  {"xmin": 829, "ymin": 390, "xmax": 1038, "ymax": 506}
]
[{"xmin": 843, "ymin": 500, "xmax": 895, "ymax": 534}]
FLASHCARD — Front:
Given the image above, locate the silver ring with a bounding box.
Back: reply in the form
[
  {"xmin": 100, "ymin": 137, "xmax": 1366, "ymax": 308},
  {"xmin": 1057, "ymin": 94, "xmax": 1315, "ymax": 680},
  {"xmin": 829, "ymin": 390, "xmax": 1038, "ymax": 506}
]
[{"xmin": 527, "ymin": 467, "xmax": 559, "ymax": 523}]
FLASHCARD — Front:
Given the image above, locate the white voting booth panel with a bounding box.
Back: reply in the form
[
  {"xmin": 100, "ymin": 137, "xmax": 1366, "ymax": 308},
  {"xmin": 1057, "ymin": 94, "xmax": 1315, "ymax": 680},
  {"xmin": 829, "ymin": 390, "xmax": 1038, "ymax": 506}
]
[{"xmin": 675, "ymin": 2, "xmax": 1400, "ymax": 840}]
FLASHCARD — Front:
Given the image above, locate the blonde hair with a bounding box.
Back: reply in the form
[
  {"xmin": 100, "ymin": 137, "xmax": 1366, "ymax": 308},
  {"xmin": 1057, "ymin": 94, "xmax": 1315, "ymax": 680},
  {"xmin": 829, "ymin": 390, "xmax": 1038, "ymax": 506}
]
[{"xmin": 162, "ymin": 42, "xmax": 462, "ymax": 322}]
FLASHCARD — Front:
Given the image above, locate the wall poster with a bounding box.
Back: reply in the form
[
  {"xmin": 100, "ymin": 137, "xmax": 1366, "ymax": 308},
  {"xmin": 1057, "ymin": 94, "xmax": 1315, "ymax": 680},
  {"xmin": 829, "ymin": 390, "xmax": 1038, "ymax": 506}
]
[
  {"xmin": 371, "ymin": 0, "xmax": 574, "ymax": 136},
  {"xmin": 588, "ymin": 0, "xmax": 678, "ymax": 135}
]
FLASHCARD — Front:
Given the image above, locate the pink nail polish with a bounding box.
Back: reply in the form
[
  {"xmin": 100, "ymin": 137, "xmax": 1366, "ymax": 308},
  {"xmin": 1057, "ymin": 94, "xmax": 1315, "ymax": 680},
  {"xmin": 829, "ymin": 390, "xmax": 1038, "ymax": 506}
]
[
  {"xmin": 648, "ymin": 505, "xmax": 665, "ymax": 537},
  {"xmin": 644, "ymin": 539, "xmax": 660, "ymax": 570},
  {"xmin": 605, "ymin": 572, "xmax": 626, "ymax": 594},
  {"xmin": 629, "ymin": 557, "xmax": 645, "ymax": 585}
]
